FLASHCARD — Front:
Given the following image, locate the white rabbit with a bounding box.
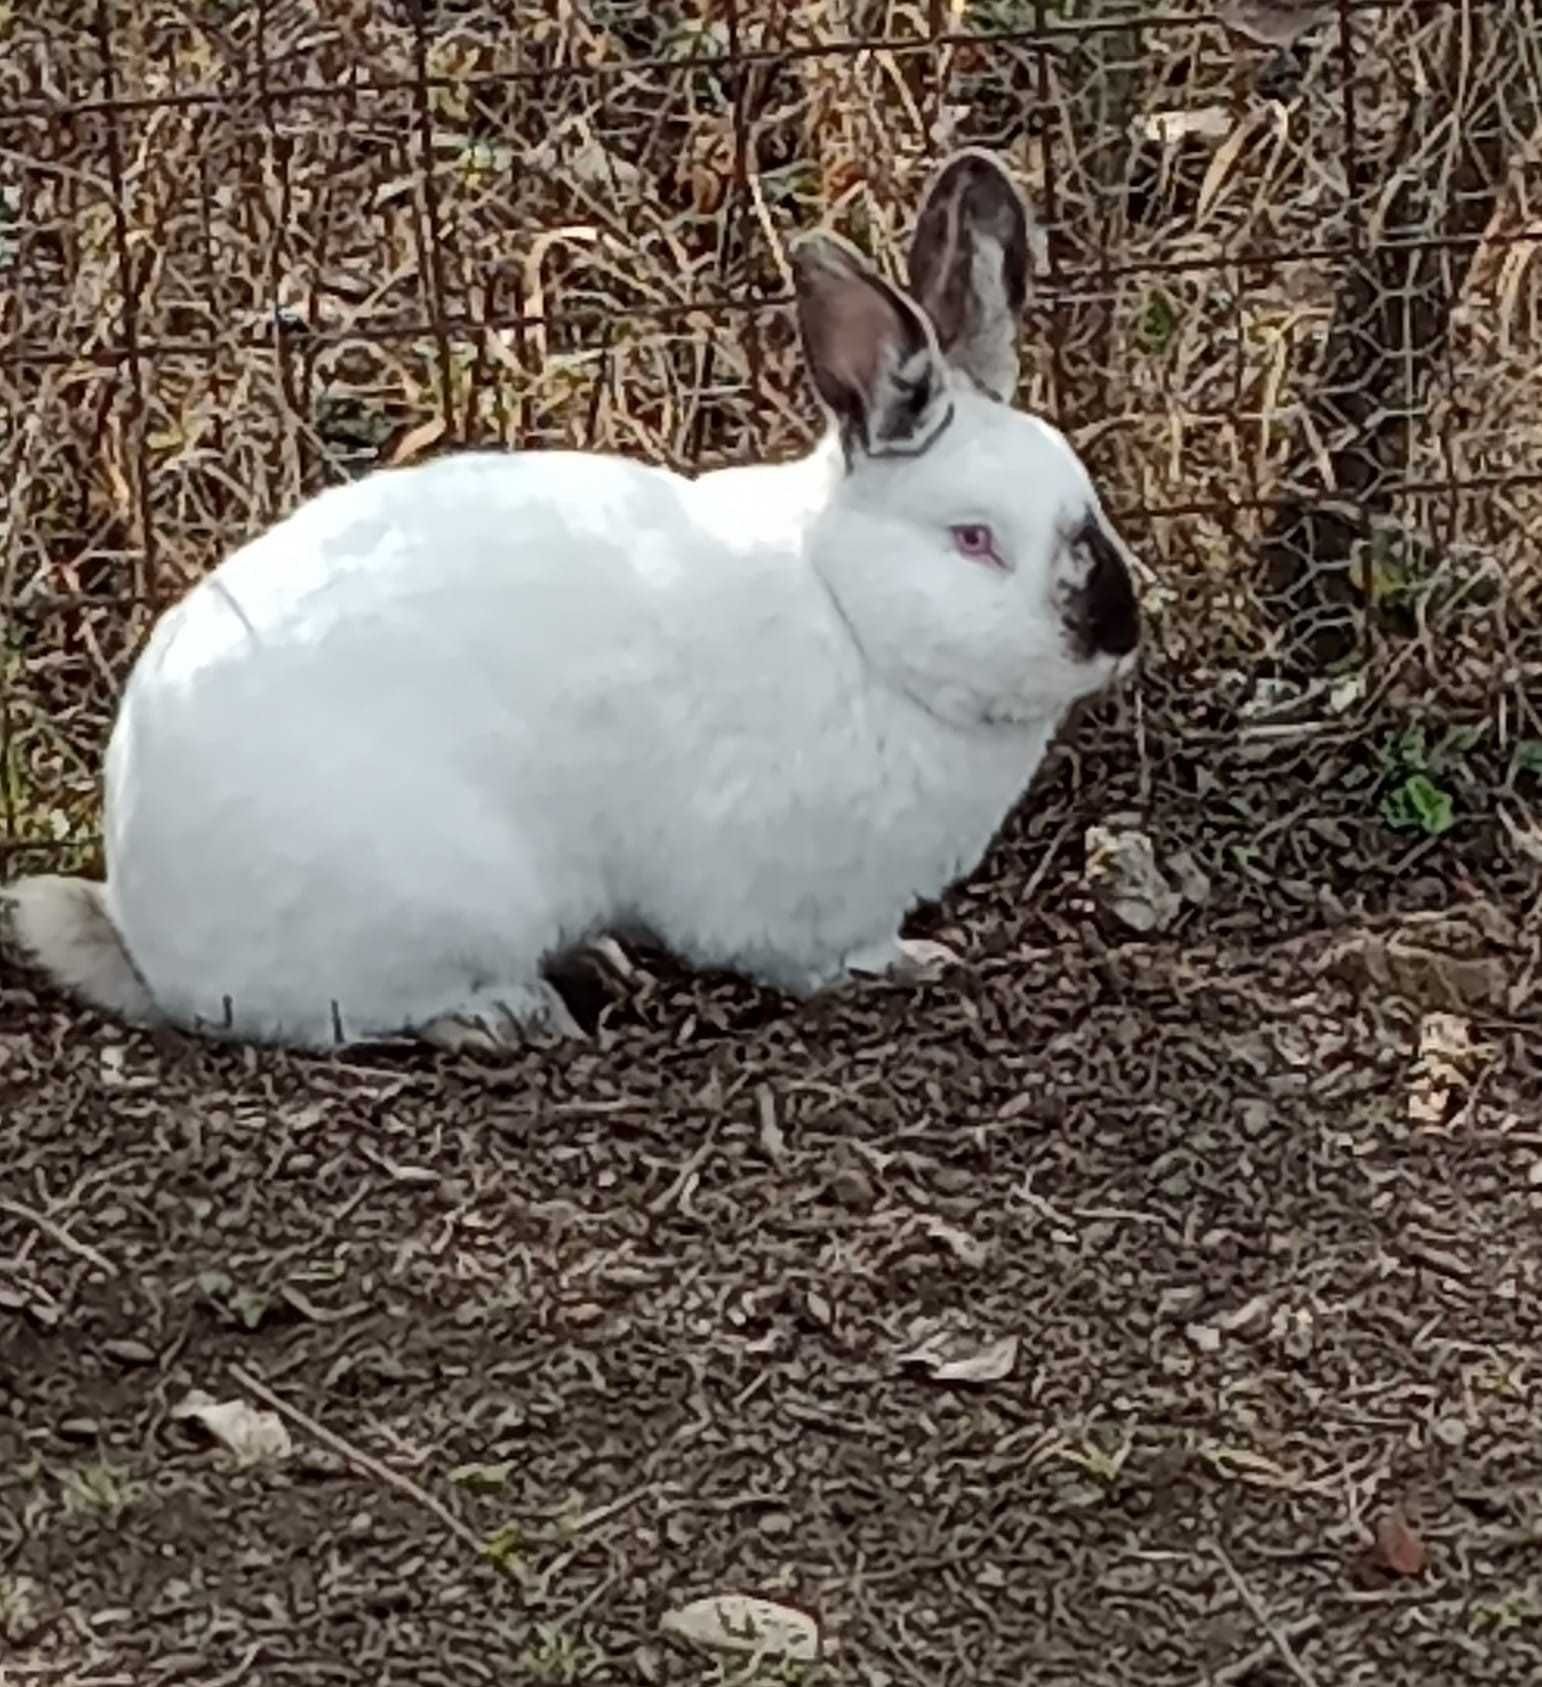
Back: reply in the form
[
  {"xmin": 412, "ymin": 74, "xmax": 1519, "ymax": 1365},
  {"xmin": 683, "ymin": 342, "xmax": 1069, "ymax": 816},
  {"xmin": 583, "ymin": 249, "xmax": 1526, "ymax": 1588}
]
[{"xmin": 3, "ymin": 149, "xmax": 1140, "ymax": 1054}]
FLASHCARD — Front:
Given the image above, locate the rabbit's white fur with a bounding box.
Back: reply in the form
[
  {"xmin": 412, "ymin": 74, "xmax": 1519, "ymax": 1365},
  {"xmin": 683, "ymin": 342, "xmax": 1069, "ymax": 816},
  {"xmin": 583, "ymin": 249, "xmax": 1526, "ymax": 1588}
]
[{"xmin": 3, "ymin": 151, "xmax": 1140, "ymax": 1051}]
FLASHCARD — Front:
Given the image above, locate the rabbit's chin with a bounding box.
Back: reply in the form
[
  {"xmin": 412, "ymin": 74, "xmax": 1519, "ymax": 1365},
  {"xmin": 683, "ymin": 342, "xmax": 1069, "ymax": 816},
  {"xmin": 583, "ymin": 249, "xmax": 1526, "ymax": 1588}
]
[
  {"xmin": 893, "ymin": 645, "xmax": 1124, "ymax": 731},
  {"xmin": 989, "ymin": 648, "xmax": 1134, "ymax": 728}
]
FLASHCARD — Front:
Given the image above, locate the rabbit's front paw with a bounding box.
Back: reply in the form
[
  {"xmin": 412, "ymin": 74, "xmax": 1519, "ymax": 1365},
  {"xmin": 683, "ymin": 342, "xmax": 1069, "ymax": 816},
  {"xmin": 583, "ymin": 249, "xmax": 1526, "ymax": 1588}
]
[
  {"xmin": 420, "ymin": 980, "xmax": 585, "ymax": 1057},
  {"xmin": 842, "ymin": 936, "xmax": 963, "ymax": 984},
  {"xmin": 894, "ymin": 937, "xmax": 963, "ymax": 979}
]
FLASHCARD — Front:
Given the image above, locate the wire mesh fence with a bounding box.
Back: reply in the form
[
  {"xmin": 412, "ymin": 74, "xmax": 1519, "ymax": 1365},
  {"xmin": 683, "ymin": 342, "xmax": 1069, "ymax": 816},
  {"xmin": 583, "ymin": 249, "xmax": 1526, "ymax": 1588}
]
[{"xmin": 2, "ymin": 0, "xmax": 1539, "ymax": 878}]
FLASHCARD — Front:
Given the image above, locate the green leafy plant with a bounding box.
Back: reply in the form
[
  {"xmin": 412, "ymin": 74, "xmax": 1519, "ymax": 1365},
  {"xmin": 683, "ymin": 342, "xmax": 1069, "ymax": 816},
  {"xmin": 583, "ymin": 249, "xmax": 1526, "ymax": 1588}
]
[
  {"xmin": 1352, "ymin": 525, "xmax": 1429, "ymax": 614},
  {"xmin": 196, "ymin": 1269, "xmax": 272, "ymax": 1330},
  {"xmin": 481, "ymin": 1520, "xmax": 537, "ymax": 1588},
  {"xmin": 1378, "ymin": 723, "xmax": 1479, "ymax": 838},
  {"xmin": 449, "ymin": 1460, "xmax": 514, "ymax": 1491},
  {"xmin": 515, "ymin": 1625, "xmax": 604, "ymax": 1683},
  {"xmin": 58, "ymin": 1461, "xmax": 144, "ymax": 1519},
  {"xmin": 1137, "ymin": 288, "xmax": 1180, "ymax": 354},
  {"xmin": 1382, "ymin": 773, "xmax": 1454, "ymax": 837},
  {"xmin": 1470, "ymin": 1589, "xmax": 1541, "ymax": 1634},
  {"xmin": 1058, "ymin": 1426, "xmax": 1134, "ymax": 1485},
  {"xmin": 1511, "ymin": 739, "xmax": 1542, "ymax": 782}
]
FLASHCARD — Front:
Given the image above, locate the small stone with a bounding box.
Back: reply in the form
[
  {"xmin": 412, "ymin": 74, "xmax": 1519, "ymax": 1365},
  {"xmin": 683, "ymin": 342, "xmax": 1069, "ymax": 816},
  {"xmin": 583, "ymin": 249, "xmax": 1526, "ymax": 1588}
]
[
  {"xmin": 102, "ymin": 1339, "xmax": 157, "ymax": 1366},
  {"xmin": 1432, "ymin": 1417, "xmax": 1468, "ymax": 1448},
  {"xmin": 828, "ymin": 1168, "xmax": 875, "ymax": 1209},
  {"xmin": 1236, "ymin": 1100, "xmax": 1272, "ymax": 1138},
  {"xmin": 1168, "ymin": 848, "xmax": 1213, "ymax": 906},
  {"xmin": 1277, "ymin": 1307, "xmax": 1315, "ymax": 1359},
  {"xmin": 1185, "ymin": 1322, "xmax": 1221, "ymax": 1353}
]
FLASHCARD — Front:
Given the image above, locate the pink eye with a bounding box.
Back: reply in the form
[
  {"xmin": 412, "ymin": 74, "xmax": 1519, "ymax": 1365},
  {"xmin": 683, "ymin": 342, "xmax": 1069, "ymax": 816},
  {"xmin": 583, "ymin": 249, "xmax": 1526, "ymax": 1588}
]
[{"xmin": 951, "ymin": 523, "xmax": 1001, "ymax": 566}]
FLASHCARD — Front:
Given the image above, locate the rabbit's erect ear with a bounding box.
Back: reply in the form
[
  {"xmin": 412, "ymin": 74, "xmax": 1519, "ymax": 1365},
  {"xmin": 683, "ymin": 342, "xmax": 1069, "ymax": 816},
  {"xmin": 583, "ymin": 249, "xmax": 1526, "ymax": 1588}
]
[
  {"xmin": 792, "ymin": 232, "xmax": 951, "ymax": 460},
  {"xmin": 907, "ymin": 149, "xmax": 1032, "ymax": 402}
]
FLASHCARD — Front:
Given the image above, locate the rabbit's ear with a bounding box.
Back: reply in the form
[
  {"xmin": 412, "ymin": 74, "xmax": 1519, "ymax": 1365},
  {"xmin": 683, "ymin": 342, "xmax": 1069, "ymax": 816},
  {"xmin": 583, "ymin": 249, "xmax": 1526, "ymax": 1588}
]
[
  {"xmin": 792, "ymin": 232, "xmax": 951, "ymax": 460},
  {"xmin": 907, "ymin": 149, "xmax": 1031, "ymax": 402}
]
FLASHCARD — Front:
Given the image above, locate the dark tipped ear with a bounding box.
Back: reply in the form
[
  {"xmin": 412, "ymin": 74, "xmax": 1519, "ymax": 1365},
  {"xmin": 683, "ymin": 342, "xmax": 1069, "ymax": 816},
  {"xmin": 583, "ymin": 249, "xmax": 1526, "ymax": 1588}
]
[
  {"xmin": 791, "ymin": 232, "xmax": 952, "ymax": 459},
  {"xmin": 908, "ymin": 149, "xmax": 1033, "ymax": 402}
]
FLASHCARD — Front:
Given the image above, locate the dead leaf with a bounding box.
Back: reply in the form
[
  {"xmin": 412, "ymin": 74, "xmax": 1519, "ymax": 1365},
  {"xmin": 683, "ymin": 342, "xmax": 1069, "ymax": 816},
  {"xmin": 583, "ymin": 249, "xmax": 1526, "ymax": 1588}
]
[
  {"xmin": 925, "ymin": 1217, "xmax": 989, "ymax": 1270},
  {"xmin": 1373, "ymin": 1509, "xmax": 1428, "ymax": 1577},
  {"xmin": 450, "ymin": 1461, "xmax": 514, "ymax": 1491},
  {"xmin": 171, "ymin": 1389, "xmax": 292, "ymax": 1465},
  {"xmin": 1140, "ymin": 106, "xmax": 1232, "ymax": 144},
  {"xmin": 1317, "ymin": 910, "xmax": 1515, "ymax": 1014},
  {"xmin": 660, "ymin": 1594, "xmax": 819, "ymax": 1661},
  {"xmin": 902, "ymin": 1333, "xmax": 1019, "ymax": 1385},
  {"xmin": 1084, "ymin": 826, "xmax": 1182, "ymax": 933},
  {"xmin": 678, "ymin": 116, "xmax": 735, "ymax": 214},
  {"xmin": 1409, "ymin": 1012, "xmax": 1485, "ymax": 1128}
]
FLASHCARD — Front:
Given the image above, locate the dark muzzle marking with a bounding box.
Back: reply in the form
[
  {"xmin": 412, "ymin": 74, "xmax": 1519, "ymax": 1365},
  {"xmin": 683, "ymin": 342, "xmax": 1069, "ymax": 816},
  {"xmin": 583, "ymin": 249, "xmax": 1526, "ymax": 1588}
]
[{"xmin": 1069, "ymin": 518, "xmax": 1140, "ymax": 659}]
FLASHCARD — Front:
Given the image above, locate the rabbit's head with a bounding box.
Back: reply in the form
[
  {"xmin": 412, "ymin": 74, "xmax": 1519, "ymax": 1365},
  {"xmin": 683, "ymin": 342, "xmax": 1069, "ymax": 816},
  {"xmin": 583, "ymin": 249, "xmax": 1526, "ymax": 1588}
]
[{"xmin": 793, "ymin": 150, "xmax": 1140, "ymax": 731}]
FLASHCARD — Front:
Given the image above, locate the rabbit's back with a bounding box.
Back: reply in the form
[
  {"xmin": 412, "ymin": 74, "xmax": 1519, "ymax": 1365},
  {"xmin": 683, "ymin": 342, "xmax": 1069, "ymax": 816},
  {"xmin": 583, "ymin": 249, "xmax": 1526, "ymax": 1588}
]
[
  {"xmin": 151, "ymin": 449, "xmax": 706, "ymax": 660},
  {"xmin": 122, "ymin": 448, "xmax": 765, "ymax": 749}
]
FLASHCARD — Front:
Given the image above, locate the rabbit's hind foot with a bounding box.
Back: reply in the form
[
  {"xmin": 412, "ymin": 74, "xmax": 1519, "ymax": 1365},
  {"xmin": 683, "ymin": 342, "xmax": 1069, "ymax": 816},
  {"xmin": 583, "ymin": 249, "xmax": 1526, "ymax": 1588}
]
[{"xmin": 418, "ymin": 980, "xmax": 585, "ymax": 1057}]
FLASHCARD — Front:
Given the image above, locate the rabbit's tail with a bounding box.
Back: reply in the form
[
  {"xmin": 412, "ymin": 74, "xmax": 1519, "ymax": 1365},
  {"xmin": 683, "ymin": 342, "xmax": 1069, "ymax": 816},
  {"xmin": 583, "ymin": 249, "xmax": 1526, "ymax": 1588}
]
[{"xmin": 2, "ymin": 875, "xmax": 158, "ymax": 1024}]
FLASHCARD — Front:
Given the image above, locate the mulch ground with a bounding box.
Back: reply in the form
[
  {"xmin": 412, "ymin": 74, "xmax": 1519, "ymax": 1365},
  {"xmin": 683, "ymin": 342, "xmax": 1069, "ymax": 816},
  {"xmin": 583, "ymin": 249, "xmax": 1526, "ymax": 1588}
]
[{"xmin": 3, "ymin": 686, "xmax": 1541, "ymax": 1687}]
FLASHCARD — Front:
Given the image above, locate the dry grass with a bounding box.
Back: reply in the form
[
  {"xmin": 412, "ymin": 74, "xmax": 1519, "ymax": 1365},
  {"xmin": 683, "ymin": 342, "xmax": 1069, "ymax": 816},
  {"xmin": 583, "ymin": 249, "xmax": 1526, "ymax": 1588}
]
[{"xmin": 2, "ymin": 0, "xmax": 1539, "ymax": 868}]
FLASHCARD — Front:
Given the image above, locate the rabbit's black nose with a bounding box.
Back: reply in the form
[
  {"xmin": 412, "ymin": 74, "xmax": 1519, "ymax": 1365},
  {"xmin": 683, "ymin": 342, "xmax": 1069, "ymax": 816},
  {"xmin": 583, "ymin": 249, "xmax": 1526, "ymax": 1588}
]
[{"xmin": 1069, "ymin": 520, "xmax": 1140, "ymax": 659}]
